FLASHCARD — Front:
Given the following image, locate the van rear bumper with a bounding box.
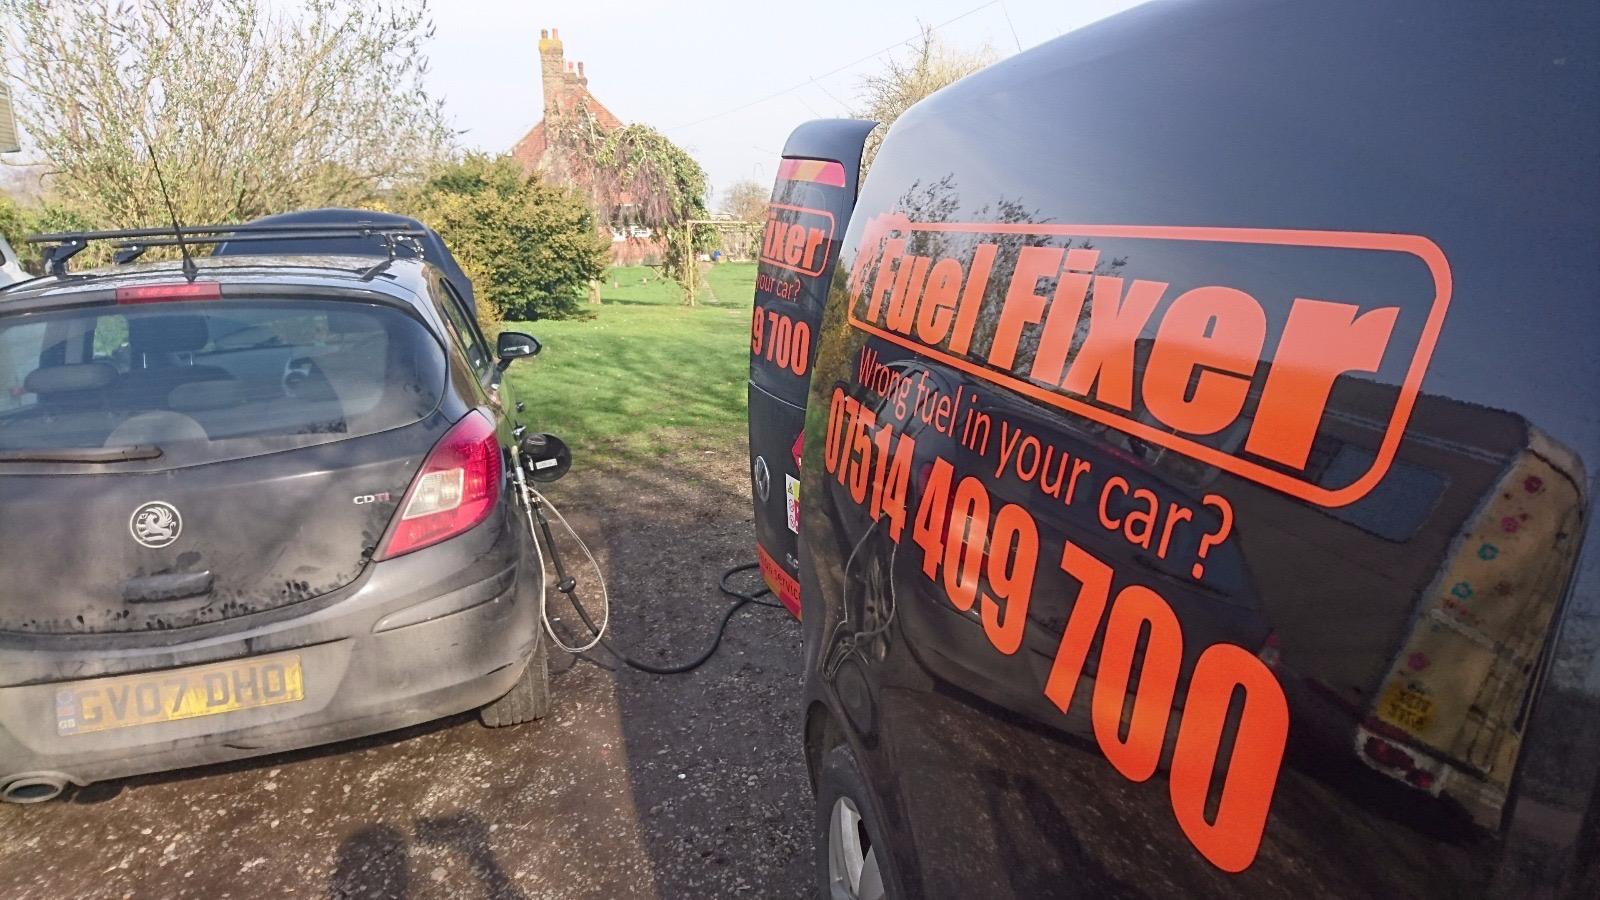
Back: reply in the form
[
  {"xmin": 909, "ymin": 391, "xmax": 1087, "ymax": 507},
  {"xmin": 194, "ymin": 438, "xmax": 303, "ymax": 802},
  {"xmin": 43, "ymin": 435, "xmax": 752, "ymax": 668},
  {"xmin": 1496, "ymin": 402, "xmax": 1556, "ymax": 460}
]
[{"xmin": 0, "ymin": 511, "xmax": 541, "ymax": 790}]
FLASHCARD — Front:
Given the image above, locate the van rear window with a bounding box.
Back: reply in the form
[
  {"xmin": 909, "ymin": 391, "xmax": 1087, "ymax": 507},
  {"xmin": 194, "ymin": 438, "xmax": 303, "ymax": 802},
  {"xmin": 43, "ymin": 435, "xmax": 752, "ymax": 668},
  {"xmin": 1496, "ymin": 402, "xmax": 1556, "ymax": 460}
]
[{"xmin": 0, "ymin": 299, "xmax": 445, "ymax": 461}]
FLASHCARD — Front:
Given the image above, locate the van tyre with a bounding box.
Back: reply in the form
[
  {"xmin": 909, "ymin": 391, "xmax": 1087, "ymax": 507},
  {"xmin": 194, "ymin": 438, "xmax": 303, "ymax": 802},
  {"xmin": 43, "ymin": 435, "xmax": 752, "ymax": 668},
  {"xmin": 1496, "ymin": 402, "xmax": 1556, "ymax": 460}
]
[
  {"xmin": 815, "ymin": 744, "xmax": 900, "ymax": 900},
  {"xmin": 478, "ymin": 639, "xmax": 549, "ymax": 727}
]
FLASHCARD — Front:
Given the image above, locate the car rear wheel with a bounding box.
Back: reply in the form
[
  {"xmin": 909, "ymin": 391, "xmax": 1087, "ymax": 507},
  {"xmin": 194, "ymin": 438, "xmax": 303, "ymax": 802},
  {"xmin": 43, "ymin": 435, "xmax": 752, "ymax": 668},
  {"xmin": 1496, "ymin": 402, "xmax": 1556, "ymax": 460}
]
[
  {"xmin": 478, "ymin": 638, "xmax": 549, "ymax": 727},
  {"xmin": 815, "ymin": 744, "xmax": 898, "ymax": 900}
]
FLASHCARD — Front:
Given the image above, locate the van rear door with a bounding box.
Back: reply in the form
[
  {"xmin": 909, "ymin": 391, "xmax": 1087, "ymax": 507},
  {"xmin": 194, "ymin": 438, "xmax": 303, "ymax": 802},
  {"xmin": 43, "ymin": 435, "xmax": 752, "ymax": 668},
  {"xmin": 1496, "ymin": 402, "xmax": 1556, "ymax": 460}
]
[{"xmin": 747, "ymin": 119, "xmax": 875, "ymax": 615}]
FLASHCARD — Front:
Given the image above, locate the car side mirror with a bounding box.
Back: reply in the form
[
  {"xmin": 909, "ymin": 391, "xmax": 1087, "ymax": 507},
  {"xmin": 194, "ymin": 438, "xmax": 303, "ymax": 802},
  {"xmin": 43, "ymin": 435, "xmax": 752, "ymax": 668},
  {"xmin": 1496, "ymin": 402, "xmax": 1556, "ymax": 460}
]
[{"xmin": 496, "ymin": 331, "xmax": 541, "ymax": 370}]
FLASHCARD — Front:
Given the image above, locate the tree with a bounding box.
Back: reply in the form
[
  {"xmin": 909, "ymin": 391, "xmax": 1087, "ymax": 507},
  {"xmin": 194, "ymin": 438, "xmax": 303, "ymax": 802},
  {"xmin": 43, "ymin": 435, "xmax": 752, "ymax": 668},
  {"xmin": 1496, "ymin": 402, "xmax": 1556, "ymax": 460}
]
[
  {"xmin": 722, "ymin": 179, "xmax": 769, "ymax": 225},
  {"xmin": 548, "ymin": 107, "xmax": 710, "ymax": 299},
  {"xmin": 716, "ymin": 179, "xmax": 768, "ymax": 260},
  {"xmin": 0, "ymin": 0, "xmax": 453, "ymax": 229},
  {"xmin": 406, "ymin": 154, "xmax": 608, "ymax": 324},
  {"xmin": 855, "ymin": 27, "xmax": 995, "ymax": 172}
]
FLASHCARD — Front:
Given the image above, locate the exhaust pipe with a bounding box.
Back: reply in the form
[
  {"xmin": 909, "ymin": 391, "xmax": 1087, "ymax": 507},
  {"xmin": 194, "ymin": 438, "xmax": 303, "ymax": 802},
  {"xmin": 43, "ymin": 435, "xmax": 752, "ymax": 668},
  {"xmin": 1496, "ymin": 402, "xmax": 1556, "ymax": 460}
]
[{"xmin": 0, "ymin": 772, "xmax": 69, "ymax": 804}]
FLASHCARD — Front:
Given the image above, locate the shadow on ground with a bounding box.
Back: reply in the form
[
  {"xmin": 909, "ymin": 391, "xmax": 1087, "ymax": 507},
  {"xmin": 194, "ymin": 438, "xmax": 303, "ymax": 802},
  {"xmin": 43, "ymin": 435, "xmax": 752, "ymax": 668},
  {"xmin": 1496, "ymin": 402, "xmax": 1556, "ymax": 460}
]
[
  {"xmin": 541, "ymin": 443, "xmax": 814, "ymax": 899},
  {"xmin": 0, "ymin": 444, "xmax": 813, "ymax": 900}
]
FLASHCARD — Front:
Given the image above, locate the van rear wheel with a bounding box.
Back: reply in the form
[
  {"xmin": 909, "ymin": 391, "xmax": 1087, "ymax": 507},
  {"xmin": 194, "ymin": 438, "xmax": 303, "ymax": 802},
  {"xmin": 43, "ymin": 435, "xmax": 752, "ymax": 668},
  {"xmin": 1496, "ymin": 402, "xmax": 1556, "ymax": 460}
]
[
  {"xmin": 478, "ymin": 639, "xmax": 549, "ymax": 727},
  {"xmin": 814, "ymin": 744, "xmax": 898, "ymax": 900}
]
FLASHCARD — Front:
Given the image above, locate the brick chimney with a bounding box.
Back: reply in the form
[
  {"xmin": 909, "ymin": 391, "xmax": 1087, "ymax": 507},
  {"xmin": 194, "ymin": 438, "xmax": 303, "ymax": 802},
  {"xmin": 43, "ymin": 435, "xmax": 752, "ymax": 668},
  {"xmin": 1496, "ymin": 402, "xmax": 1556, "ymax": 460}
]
[{"xmin": 538, "ymin": 27, "xmax": 565, "ymax": 122}]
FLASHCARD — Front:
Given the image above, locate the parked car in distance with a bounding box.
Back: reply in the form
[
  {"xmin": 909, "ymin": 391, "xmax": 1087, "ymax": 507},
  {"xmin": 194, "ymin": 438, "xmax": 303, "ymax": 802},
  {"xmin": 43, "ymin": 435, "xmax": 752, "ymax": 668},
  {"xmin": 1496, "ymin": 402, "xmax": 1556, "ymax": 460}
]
[
  {"xmin": 751, "ymin": 1, "xmax": 1600, "ymax": 897},
  {"xmin": 0, "ymin": 218, "xmax": 551, "ymax": 803}
]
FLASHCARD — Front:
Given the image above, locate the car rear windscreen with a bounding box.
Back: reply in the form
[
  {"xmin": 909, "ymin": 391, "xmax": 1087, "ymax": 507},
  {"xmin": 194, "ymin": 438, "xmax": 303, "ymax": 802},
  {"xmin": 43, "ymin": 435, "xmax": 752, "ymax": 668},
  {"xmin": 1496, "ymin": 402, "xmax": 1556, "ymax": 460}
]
[{"xmin": 0, "ymin": 299, "xmax": 446, "ymax": 463}]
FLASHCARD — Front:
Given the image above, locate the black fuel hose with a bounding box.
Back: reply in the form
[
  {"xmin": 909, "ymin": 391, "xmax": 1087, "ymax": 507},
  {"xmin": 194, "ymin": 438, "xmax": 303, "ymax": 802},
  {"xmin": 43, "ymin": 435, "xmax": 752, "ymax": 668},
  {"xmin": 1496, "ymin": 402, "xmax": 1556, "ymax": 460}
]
[
  {"xmin": 565, "ymin": 562, "xmax": 781, "ymax": 675},
  {"xmin": 531, "ymin": 494, "xmax": 786, "ymax": 674}
]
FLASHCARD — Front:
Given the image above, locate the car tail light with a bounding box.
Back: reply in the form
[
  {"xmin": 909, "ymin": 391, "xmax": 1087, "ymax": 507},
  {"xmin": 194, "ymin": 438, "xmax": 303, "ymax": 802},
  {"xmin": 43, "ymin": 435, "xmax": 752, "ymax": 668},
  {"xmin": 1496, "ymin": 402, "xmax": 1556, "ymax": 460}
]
[
  {"xmin": 1362, "ymin": 736, "xmax": 1416, "ymax": 771},
  {"xmin": 378, "ymin": 411, "xmax": 501, "ymax": 560},
  {"xmin": 116, "ymin": 282, "xmax": 222, "ymax": 304}
]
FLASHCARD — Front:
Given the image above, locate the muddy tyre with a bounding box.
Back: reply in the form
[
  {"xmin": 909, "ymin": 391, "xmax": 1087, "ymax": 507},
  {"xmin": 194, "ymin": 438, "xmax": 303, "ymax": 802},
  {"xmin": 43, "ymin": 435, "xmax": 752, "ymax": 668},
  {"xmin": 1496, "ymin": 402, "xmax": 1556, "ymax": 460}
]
[{"xmin": 479, "ymin": 638, "xmax": 550, "ymax": 727}]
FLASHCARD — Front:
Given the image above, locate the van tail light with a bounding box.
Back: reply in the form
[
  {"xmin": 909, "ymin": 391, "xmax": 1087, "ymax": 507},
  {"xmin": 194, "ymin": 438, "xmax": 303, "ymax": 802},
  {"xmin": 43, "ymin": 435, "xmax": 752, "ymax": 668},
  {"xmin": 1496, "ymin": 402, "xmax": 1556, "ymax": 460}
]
[{"xmin": 378, "ymin": 411, "xmax": 501, "ymax": 560}]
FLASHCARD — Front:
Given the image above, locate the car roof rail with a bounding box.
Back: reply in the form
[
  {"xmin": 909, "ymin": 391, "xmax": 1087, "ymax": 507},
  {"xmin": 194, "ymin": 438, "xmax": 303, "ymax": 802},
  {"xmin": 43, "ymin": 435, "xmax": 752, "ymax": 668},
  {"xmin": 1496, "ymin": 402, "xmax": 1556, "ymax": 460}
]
[{"xmin": 25, "ymin": 223, "xmax": 431, "ymax": 278}]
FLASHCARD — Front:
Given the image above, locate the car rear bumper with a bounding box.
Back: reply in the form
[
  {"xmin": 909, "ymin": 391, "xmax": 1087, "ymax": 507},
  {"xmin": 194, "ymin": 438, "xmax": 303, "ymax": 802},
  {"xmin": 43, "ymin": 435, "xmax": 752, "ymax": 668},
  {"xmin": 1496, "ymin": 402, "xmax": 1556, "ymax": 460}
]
[{"xmin": 0, "ymin": 509, "xmax": 541, "ymax": 790}]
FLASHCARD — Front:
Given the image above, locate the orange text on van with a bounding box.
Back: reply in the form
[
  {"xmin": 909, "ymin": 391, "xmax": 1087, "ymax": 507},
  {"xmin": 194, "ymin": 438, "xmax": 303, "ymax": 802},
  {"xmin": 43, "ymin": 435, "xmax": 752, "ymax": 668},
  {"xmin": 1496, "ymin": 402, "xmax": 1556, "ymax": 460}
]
[
  {"xmin": 761, "ymin": 204, "xmax": 836, "ymax": 278},
  {"xmin": 844, "ymin": 217, "xmax": 1452, "ymax": 508}
]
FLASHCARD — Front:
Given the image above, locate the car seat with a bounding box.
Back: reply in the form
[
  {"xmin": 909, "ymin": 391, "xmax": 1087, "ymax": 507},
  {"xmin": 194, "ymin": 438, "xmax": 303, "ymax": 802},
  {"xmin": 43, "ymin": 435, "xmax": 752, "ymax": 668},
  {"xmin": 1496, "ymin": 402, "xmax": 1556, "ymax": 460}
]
[{"xmin": 119, "ymin": 314, "xmax": 234, "ymax": 407}]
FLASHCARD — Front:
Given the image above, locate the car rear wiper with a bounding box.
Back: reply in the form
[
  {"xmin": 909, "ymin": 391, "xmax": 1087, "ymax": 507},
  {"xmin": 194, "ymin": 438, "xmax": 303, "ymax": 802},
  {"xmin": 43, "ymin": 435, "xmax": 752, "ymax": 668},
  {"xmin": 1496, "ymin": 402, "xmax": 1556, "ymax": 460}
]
[{"xmin": 0, "ymin": 445, "xmax": 163, "ymax": 463}]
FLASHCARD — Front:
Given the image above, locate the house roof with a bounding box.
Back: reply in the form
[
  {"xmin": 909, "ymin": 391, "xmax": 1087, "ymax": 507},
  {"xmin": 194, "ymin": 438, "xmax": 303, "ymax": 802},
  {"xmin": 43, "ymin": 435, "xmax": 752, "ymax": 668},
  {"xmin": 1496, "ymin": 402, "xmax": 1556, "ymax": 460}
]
[{"xmin": 510, "ymin": 90, "xmax": 625, "ymax": 175}]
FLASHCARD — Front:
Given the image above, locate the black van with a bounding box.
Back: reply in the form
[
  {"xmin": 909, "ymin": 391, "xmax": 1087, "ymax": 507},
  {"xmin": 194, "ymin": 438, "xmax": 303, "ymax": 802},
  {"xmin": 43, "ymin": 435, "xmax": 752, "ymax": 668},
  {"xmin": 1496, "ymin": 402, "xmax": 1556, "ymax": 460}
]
[{"xmin": 750, "ymin": 1, "xmax": 1600, "ymax": 896}]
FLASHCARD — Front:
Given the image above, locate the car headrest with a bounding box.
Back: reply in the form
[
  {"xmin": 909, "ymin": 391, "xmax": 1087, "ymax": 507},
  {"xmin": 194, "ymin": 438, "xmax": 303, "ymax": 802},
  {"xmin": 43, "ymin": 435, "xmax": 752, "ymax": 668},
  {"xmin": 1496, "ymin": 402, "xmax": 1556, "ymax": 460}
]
[
  {"xmin": 168, "ymin": 380, "xmax": 245, "ymax": 412},
  {"xmin": 129, "ymin": 315, "xmax": 211, "ymax": 353},
  {"xmin": 23, "ymin": 362, "xmax": 117, "ymax": 395}
]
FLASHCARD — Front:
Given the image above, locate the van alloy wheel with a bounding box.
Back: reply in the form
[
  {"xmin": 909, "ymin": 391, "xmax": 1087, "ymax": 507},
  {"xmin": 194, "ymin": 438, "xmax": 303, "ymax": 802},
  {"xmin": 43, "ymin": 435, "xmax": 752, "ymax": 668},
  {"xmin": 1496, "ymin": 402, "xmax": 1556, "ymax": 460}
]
[{"xmin": 827, "ymin": 796, "xmax": 886, "ymax": 900}]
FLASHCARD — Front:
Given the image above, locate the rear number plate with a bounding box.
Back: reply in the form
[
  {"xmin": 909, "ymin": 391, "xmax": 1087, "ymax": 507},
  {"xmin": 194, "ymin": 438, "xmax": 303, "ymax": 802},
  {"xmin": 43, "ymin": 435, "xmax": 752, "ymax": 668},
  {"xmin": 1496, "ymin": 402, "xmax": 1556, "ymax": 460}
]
[{"xmin": 55, "ymin": 653, "xmax": 304, "ymax": 736}]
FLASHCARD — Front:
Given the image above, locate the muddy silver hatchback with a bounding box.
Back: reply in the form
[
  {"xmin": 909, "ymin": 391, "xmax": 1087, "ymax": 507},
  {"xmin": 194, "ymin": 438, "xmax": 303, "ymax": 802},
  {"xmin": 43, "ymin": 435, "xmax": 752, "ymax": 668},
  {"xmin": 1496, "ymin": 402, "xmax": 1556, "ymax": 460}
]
[{"xmin": 0, "ymin": 221, "xmax": 550, "ymax": 801}]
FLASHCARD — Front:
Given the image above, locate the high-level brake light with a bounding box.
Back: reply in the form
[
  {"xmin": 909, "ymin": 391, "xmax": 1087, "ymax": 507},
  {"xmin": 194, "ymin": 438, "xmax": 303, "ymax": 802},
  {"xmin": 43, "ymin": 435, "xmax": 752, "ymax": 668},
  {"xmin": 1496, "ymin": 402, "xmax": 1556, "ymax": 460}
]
[{"xmin": 115, "ymin": 282, "xmax": 223, "ymax": 305}]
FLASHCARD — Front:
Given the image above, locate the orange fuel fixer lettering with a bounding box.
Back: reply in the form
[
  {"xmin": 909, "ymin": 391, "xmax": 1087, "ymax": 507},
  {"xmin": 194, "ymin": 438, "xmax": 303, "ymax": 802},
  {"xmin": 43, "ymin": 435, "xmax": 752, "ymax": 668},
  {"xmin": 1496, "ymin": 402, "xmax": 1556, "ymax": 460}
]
[{"xmin": 847, "ymin": 221, "xmax": 1450, "ymax": 507}]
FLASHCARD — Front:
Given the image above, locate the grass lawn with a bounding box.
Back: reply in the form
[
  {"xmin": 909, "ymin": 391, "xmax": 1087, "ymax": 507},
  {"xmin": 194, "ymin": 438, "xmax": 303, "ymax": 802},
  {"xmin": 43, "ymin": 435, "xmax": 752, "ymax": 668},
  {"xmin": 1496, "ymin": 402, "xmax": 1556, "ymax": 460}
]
[{"xmin": 500, "ymin": 263, "xmax": 756, "ymax": 468}]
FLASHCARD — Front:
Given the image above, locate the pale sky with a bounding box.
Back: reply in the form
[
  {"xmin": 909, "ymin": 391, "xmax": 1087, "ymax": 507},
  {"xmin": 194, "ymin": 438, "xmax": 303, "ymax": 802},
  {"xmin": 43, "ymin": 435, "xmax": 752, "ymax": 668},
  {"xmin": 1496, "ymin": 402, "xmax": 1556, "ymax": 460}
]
[{"xmin": 420, "ymin": 0, "xmax": 1148, "ymax": 206}]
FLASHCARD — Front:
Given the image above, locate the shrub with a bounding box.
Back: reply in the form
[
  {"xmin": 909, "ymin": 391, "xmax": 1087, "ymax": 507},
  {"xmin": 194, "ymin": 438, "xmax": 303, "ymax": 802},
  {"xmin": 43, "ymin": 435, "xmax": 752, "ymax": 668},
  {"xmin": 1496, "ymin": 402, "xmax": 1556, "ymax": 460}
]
[
  {"xmin": 0, "ymin": 196, "xmax": 101, "ymax": 272},
  {"xmin": 408, "ymin": 154, "xmax": 608, "ymax": 324}
]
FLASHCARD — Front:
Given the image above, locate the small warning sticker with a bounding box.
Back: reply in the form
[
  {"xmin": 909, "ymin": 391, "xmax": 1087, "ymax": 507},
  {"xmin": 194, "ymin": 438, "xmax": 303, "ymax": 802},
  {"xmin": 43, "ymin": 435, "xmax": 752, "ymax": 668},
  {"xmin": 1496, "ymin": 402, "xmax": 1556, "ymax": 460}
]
[{"xmin": 785, "ymin": 475, "xmax": 801, "ymax": 534}]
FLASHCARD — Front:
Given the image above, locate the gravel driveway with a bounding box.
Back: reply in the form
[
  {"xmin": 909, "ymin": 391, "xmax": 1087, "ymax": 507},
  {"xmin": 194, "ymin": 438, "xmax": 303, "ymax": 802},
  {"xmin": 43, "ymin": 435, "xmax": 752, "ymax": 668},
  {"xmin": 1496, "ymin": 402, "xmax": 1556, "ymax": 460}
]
[{"xmin": 0, "ymin": 447, "xmax": 814, "ymax": 899}]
